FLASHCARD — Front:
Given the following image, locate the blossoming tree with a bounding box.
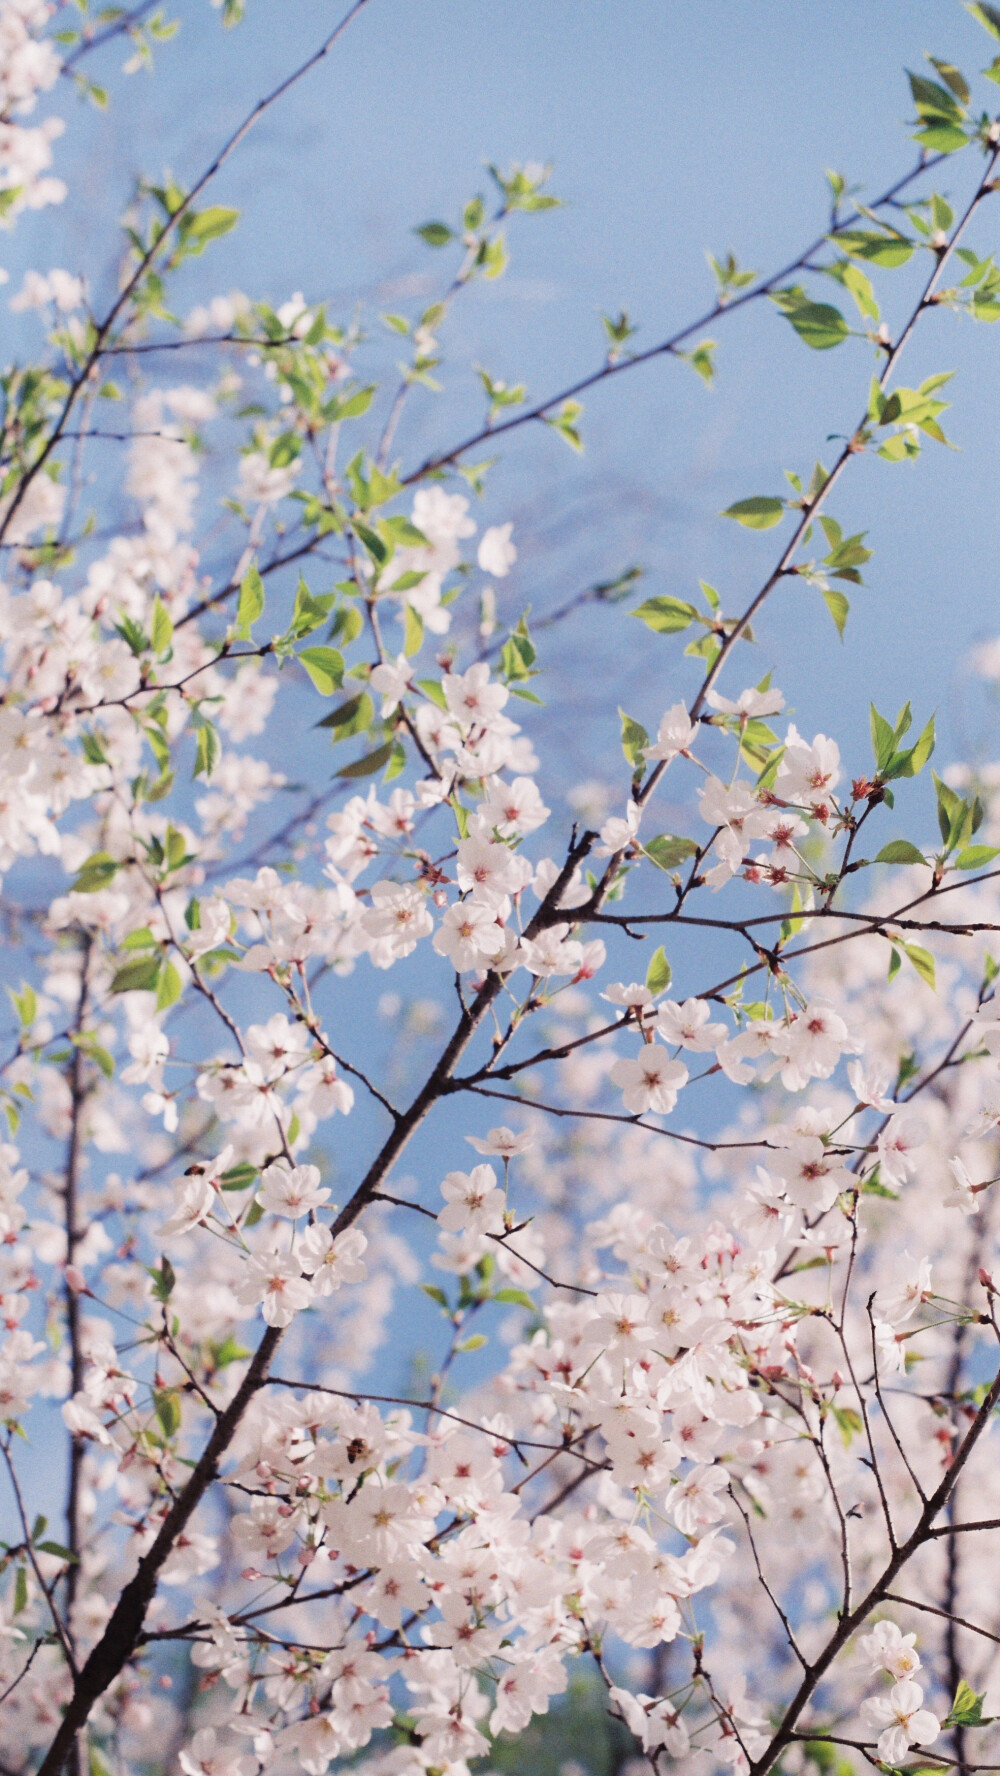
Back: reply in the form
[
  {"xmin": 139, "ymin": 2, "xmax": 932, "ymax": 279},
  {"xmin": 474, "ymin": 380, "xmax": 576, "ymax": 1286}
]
[{"xmin": 4, "ymin": 5, "xmax": 1000, "ymax": 1776}]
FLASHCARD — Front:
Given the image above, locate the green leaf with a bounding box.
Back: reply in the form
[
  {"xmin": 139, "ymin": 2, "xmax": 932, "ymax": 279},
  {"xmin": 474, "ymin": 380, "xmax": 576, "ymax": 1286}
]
[
  {"xmin": 888, "ymin": 946, "xmax": 902, "ymax": 982},
  {"xmin": 645, "ymin": 945, "xmax": 672, "ymax": 996},
  {"xmin": 821, "ymin": 587, "xmax": 850, "ymax": 638},
  {"xmin": 110, "ymin": 954, "xmax": 162, "ymax": 995},
  {"xmin": 9, "ymin": 983, "xmax": 36, "ymax": 1028},
  {"xmin": 870, "ymin": 702, "xmax": 899, "ymax": 773},
  {"xmin": 644, "ymin": 834, "xmax": 699, "ymax": 871},
  {"xmin": 771, "ymin": 287, "xmax": 850, "ymax": 350},
  {"xmin": 36, "ymin": 1540, "xmax": 78, "ymax": 1562},
  {"xmin": 631, "ymin": 596, "xmax": 697, "ymax": 634},
  {"xmin": 722, "ymin": 496, "xmax": 785, "ymax": 529},
  {"xmin": 184, "ymin": 205, "xmax": 240, "ymax": 248},
  {"xmin": 682, "ymin": 338, "xmax": 716, "ymax": 384},
  {"xmin": 220, "ymin": 1161, "xmax": 258, "ymax": 1191},
  {"xmin": 944, "ymin": 1679, "xmax": 994, "ymax": 1728},
  {"xmin": 901, "ymin": 942, "xmax": 936, "ymax": 990},
  {"xmin": 826, "ymin": 256, "xmax": 880, "ymax": 321},
  {"xmin": 317, "ymin": 691, "xmax": 374, "ymax": 739},
  {"xmin": 13, "ymin": 1567, "xmax": 27, "ymax": 1616},
  {"xmin": 298, "ymin": 646, "xmax": 344, "ymax": 695},
  {"xmin": 80, "ymin": 729, "xmax": 109, "ymax": 766},
  {"xmin": 421, "ymin": 1283, "xmax": 450, "ymax": 1309},
  {"xmin": 234, "ymin": 564, "xmax": 264, "ymax": 640},
  {"xmin": 836, "ymin": 228, "xmax": 914, "ymax": 268},
  {"xmin": 329, "ymin": 603, "xmax": 365, "ymax": 646},
  {"xmin": 156, "ymin": 960, "xmax": 182, "ymax": 1012},
  {"xmin": 415, "ymin": 221, "xmax": 454, "ymax": 247},
  {"xmin": 76, "ymin": 1034, "xmax": 114, "ymax": 1080},
  {"xmin": 968, "ymin": 0, "xmax": 1000, "ymax": 36},
  {"xmin": 417, "ymin": 677, "xmax": 448, "ymax": 710},
  {"xmin": 482, "ymin": 232, "xmax": 508, "ymax": 279},
  {"xmin": 500, "ymin": 614, "xmax": 538, "ymax": 684},
  {"xmin": 933, "ymin": 771, "xmax": 982, "ymax": 852},
  {"xmin": 928, "ymin": 57, "xmax": 970, "ymax": 105},
  {"xmin": 289, "ymin": 577, "xmax": 336, "ymax": 638},
  {"xmin": 336, "ymin": 741, "xmax": 395, "ymax": 779},
  {"xmin": 908, "ymin": 70, "xmax": 965, "ymax": 122},
  {"xmin": 154, "ymin": 1389, "xmax": 181, "ymax": 1437},
  {"xmin": 618, "ymin": 708, "xmax": 649, "ymax": 771},
  {"xmin": 831, "ymin": 1404, "xmax": 863, "ymax": 1446},
  {"xmin": 210, "ymin": 1335, "xmax": 252, "ymax": 1368},
  {"xmin": 544, "ymin": 398, "xmax": 583, "ymax": 451},
  {"xmin": 327, "ymin": 384, "xmax": 375, "ymax": 421},
  {"xmin": 353, "ymin": 520, "xmax": 390, "ymax": 567},
  {"xmin": 955, "ymin": 844, "xmax": 1000, "ymax": 870},
  {"xmin": 875, "ymin": 841, "xmax": 927, "ymax": 865},
  {"xmin": 193, "ymin": 720, "xmax": 220, "ymax": 781},
  {"xmin": 148, "ymin": 1257, "xmax": 175, "ymax": 1301},
  {"xmin": 73, "ymin": 852, "xmax": 121, "ymax": 893},
  {"xmin": 883, "ymin": 711, "xmax": 935, "ymax": 781},
  {"xmin": 492, "ymin": 1287, "xmax": 536, "ymax": 1310},
  {"xmin": 456, "ymin": 1333, "xmax": 488, "ymax": 1353},
  {"xmin": 403, "ymin": 604, "xmax": 424, "ymax": 657},
  {"xmin": 150, "ymin": 594, "xmax": 173, "ymax": 654}
]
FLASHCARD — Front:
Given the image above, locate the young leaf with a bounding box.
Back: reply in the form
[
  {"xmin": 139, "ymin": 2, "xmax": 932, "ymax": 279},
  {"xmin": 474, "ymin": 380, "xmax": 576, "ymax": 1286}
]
[
  {"xmin": 403, "ymin": 604, "xmax": 424, "ymax": 657},
  {"xmin": 298, "ymin": 646, "xmax": 345, "ymax": 695},
  {"xmin": 870, "ymin": 703, "xmax": 896, "ymax": 773},
  {"xmin": 156, "ymin": 960, "xmax": 183, "ymax": 1012},
  {"xmin": 631, "ymin": 596, "xmax": 697, "ymax": 634},
  {"xmin": 36, "ymin": 1540, "xmax": 78, "ymax": 1562},
  {"xmin": 902, "ymin": 942, "xmax": 936, "ymax": 990},
  {"xmin": 645, "ymin": 946, "xmax": 672, "ymax": 996},
  {"xmin": 544, "ymin": 399, "xmax": 583, "ymax": 451},
  {"xmin": 317, "ymin": 691, "xmax": 375, "ymax": 740},
  {"xmin": 822, "ymin": 587, "xmax": 850, "ymax": 638},
  {"xmin": 722, "ymin": 496, "xmax": 785, "ymax": 529},
  {"xmin": 618, "ymin": 709, "xmax": 649, "ymax": 771},
  {"xmin": 927, "ymin": 57, "xmax": 970, "ymax": 106},
  {"xmin": 73, "ymin": 852, "xmax": 121, "ymax": 893},
  {"xmin": 771, "ymin": 287, "xmax": 850, "ymax": 350},
  {"xmin": 184, "ymin": 205, "xmax": 240, "ymax": 248},
  {"xmin": 336, "ymin": 741, "xmax": 395, "ymax": 779},
  {"xmin": 875, "ymin": 841, "xmax": 926, "ymax": 865},
  {"xmin": 150, "ymin": 594, "xmax": 173, "ymax": 654},
  {"xmin": 414, "ymin": 221, "xmax": 454, "ymax": 247},
  {"xmin": 644, "ymin": 834, "xmax": 699, "ymax": 871},
  {"xmin": 235, "ymin": 564, "xmax": 264, "ymax": 640},
  {"xmin": 836, "ymin": 228, "xmax": 914, "ymax": 268},
  {"xmin": 154, "ymin": 1389, "xmax": 182, "ymax": 1437},
  {"xmin": 944, "ymin": 1679, "xmax": 994, "ymax": 1729},
  {"xmin": 148, "ymin": 1257, "xmax": 176, "ymax": 1301},
  {"xmin": 492, "ymin": 1286, "xmax": 536, "ymax": 1310},
  {"xmin": 111, "ymin": 953, "xmax": 162, "ymax": 995},
  {"xmin": 955, "ymin": 844, "xmax": 1000, "ymax": 870},
  {"xmin": 967, "ymin": 0, "xmax": 1000, "ymax": 39},
  {"xmin": 193, "ymin": 720, "xmax": 220, "ymax": 781},
  {"xmin": 831, "ymin": 1404, "xmax": 863, "ymax": 1445}
]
